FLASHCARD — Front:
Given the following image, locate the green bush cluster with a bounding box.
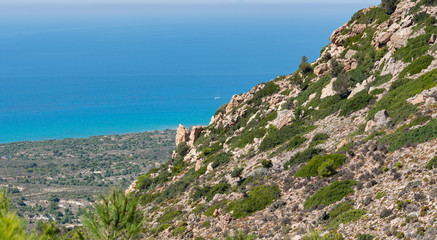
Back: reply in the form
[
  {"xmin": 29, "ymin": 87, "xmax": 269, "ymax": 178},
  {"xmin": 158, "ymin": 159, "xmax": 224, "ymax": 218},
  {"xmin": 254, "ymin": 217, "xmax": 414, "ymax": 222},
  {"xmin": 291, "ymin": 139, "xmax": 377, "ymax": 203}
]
[
  {"xmin": 136, "ymin": 170, "xmax": 170, "ymax": 191},
  {"xmin": 399, "ymin": 55, "xmax": 434, "ymax": 78},
  {"xmin": 368, "ymin": 69, "xmax": 437, "ymax": 124},
  {"xmin": 393, "ymin": 33, "xmax": 433, "ymax": 62},
  {"xmin": 157, "ymin": 210, "xmax": 183, "ymax": 223},
  {"xmin": 209, "ymin": 152, "xmax": 233, "ymax": 169},
  {"xmin": 157, "ymin": 174, "xmax": 195, "ymax": 202},
  {"xmin": 304, "ymin": 180, "xmax": 357, "ymax": 209},
  {"xmin": 229, "ymin": 185, "xmax": 281, "ymax": 218},
  {"xmin": 231, "ymin": 167, "xmax": 244, "ymax": 178},
  {"xmin": 299, "ymin": 56, "xmax": 313, "ymax": 75},
  {"xmin": 192, "ymin": 182, "xmax": 231, "ymax": 202},
  {"xmin": 259, "ymin": 121, "xmax": 314, "ymax": 152},
  {"xmin": 261, "ymin": 159, "xmax": 273, "ymax": 168},
  {"xmin": 309, "ymin": 133, "xmax": 330, "ymax": 147},
  {"xmin": 369, "ymin": 73, "xmax": 392, "ymax": 87},
  {"xmin": 381, "ymin": 0, "xmax": 400, "ymax": 14},
  {"xmin": 247, "ymin": 81, "xmax": 279, "ymax": 106},
  {"xmin": 357, "ymin": 234, "xmax": 375, "ymax": 240},
  {"xmin": 214, "ymin": 103, "xmax": 227, "ymax": 116},
  {"xmin": 284, "ymin": 148, "xmax": 323, "ymax": 170},
  {"xmin": 304, "ymin": 230, "xmax": 344, "ymax": 240},
  {"xmin": 353, "ymin": 7, "xmax": 390, "ymax": 24},
  {"xmin": 328, "ymin": 209, "xmax": 366, "ymax": 229},
  {"xmin": 295, "ymin": 154, "xmax": 346, "ymax": 178},
  {"xmin": 427, "ymin": 156, "xmax": 437, "ymax": 170},
  {"xmin": 340, "ymin": 91, "xmax": 375, "ymax": 116},
  {"xmin": 329, "ymin": 202, "xmax": 353, "ymax": 220},
  {"xmin": 379, "ymin": 119, "xmax": 437, "ymax": 151},
  {"xmin": 176, "ymin": 142, "xmax": 190, "ymax": 158},
  {"xmin": 204, "ymin": 200, "xmax": 229, "ymax": 217}
]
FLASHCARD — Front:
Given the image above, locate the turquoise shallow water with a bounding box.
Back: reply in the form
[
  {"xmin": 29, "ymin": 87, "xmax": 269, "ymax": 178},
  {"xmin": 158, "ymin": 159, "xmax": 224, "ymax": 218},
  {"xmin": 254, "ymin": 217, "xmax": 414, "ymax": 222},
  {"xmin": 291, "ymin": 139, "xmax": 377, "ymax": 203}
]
[{"xmin": 0, "ymin": 3, "xmax": 377, "ymax": 143}]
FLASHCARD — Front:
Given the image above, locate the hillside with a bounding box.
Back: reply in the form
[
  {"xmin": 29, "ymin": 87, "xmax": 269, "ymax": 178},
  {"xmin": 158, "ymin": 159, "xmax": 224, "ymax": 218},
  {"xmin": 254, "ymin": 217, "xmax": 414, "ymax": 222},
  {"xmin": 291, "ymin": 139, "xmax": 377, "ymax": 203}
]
[
  {"xmin": 130, "ymin": 0, "xmax": 437, "ymax": 239},
  {"xmin": 0, "ymin": 130, "xmax": 175, "ymax": 226}
]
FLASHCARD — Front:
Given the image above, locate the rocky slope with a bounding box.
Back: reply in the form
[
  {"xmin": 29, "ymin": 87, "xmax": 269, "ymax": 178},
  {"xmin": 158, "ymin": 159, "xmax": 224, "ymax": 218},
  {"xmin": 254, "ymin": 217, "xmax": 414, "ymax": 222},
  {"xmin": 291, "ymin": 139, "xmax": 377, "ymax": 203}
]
[{"xmin": 132, "ymin": 0, "xmax": 437, "ymax": 239}]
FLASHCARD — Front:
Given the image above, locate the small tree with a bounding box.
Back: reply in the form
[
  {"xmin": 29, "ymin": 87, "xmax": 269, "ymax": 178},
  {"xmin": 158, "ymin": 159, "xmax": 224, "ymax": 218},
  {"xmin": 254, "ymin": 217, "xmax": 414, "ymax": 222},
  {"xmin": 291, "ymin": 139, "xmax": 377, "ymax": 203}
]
[
  {"xmin": 333, "ymin": 72, "xmax": 351, "ymax": 99},
  {"xmin": 81, "ymin": 189, "xmax": 144, "ymax": 240},
  {"xmin": 261, "ymin": 160, "xmax": 273, "ymax": 169},
  {"xmin": 381, "ymin": 0, "xmax": 399, "ymax": 14},
  {"xmin": 299, "ymin": 56, "xmax": 313, "ymax": 75},
  {"xmin": 0, "ymin": 189, "xmax": 33, "ymax": 240},
  {"xmin": 231, "ymin": 167, "xmax": 244, "ymax": 178}
]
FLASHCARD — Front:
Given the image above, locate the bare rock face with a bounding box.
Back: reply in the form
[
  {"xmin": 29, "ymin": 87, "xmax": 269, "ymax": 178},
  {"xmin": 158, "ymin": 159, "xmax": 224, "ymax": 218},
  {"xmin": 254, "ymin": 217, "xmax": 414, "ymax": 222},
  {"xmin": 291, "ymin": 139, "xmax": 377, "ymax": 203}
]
[
  {"xmin": 188, "ymin": 126, "xmax": 203, "ymax": 147},
  {"xmin": 375, "ymin": 110, "xmax": 390, "ymax": 128},
  {"xmin": 321, "ymin": 78, "xmax": 337, "ymax": 99},
  {"xmin": 352, "ymin": 24, "xmax": 367, "ymax": 34},
  {"xmin": 390, "ymin": 27, "xmax": 412, "ymax": 49},
  {"xmin": 271, "ymin": 110, "xmax": 294, "ymax": 129},
  {"xmin": 314, "ymin": 63, "xmax": 330, "ymax": 77},
  {"xmin": 225, "ymin": 95, "xmax": 244, "ymax": 114},
  {"xmin": 365, "ymin": 120, "xmax": 377, "ymax": 132},
  {"xmin": 176, "ymin": 124, "xmax": 189, "ymax": 146}
]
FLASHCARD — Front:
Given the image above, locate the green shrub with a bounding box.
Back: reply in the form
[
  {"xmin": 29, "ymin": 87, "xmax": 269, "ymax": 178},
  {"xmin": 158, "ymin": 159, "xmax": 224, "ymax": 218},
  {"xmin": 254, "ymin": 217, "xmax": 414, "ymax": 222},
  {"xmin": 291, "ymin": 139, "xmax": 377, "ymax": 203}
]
[
  {"xmin": 304, "ymin": 230, "xmax": 344, "ymax": 240},
  {"xmin": 369, "ymin": 88, "xmax": 385, "ymax": 95},
  {"xmin": 231, "ymin": 167, "xmax": 244, "ymax": 178},
  {"xmin": 340, "ymin": 91, "xmax": 375, "ymax": 116},
  {"xmin": 157, "ymin": 210, "xmax": 183, "ymax": 223},
  {"xmin": 354, "ymin": 7, "xmax": 390, "ymax": 24},
  {"xmin": 399, "ymin": 55, "xmax": 434, "ymax": 78},
  {"xmin": 357, "ymin": 234, "xmax": 375, "ymax": 240},
  {"xmin": 295, "ymin": 154, "xmax": 346, "ymax": 178},
  {"xmin": 304, "ymin": 180, "xmax": 357, "ymax": 209},
  {"xmin": 284, "ymin": 148, "xmax": 323, "ymax": 170},
  {"xmin": 229, "ymin": 185, "xmax": 281, "ymax": 218},
  {"xmin": 329, "ymin": 202, "xmax": 353, "ymax": 220},
  {"xmin": 368, "ymin": 69, "xmax": 437, "ymax": 124},
  {"xmin": 176, "ymin": 142, "xmax": 190, "ymax": 157},
  {"xmin": 173, "ymin": 226, "xmax": 187, "ymax": 236},
  {"xmin": 376, "ymin": 191, "xmax": 386, "ymax": 199},
  {"xmin": 224, "ymin": 230, "xmax": 257, "ymax": 240},
  {"xmin": 247, "ymin": 81, "xmax": 279, "ymax": 106},
  {"xmin": 328, "ymin": 209, "xmax": 366, "ymax": 229},
  {"xmin": 330, "ymin": 59, "xmax": 344, "ymax": 77},
  {"xmin": 381, "ymin": 0, "xmax": 400, "ymax": 14},
  {"xmin": 261, "ymin": 159, "xmax": 273, "ymax": 169},
  {"xmin": 370, "ymin": 73, "xmax": 392, "ymax": 87},
  {"xmin": 426, "ymin": 156, "xmax": 437, "ymax": 170},
  {"xmin": 393, "ymin": 33, "xmax": 433, "ymax": 62},
  {"xmin": 379, "ymin": 119, "xmax": 437, "ymax": 151},
  {"xmin": 215, "ymin": 103, "xmax": 227, "ymax": 116},
  {"xmin": 157, "ymin": 175, "xmax": 194, "ymax": 202},
  {"xmin": 259, "ymin": 121, "xmax": 314, "ymax": 152},
  {"xmin": 333, "ymin": 72, "xmax": 351, "ymax": 99},
  {"xmin": 204, "ymin": 200, "xmax": 229, "ymax": 217},
  {"xmin": 207, "ymin": 152, "xmax": 232, "ymax": 169},
  {"xmin": 299, "ymin": 56, "xmax": 313, "ymax": 75},
  {"xmin": 309, "ymin": 133, "xmax": 329, "ymax": 147},
  {"xmin": 192, "ymin": 182, "xmax": 231, "ymax": 202}
]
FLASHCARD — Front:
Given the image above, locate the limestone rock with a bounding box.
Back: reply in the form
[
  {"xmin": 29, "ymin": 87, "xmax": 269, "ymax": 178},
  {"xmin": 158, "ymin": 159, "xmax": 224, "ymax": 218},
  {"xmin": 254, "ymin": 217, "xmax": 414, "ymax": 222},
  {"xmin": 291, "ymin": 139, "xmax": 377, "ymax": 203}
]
[
  {"xmin": 408, "ymin": 94, "xmax": 425, "ymax": 105},
  {"xmin": 376, "ymin": 31, "xmax": 393, "ymax": 47},
  {"xmin": 336, "ymin": 139, "xmax": 349, "ymax": 151},
  {"xmin": 226, "ymin": 95, "xmax": 244, "ymax": 114},
  {"xmin": 352, "ymin": 24, "xmax": 366, "ymax": 34},
  {"xmin": 390, "ymin": 27, "xmax": 411, "ymax": 49},
  {"xmin": 271, "ymin": 110, "xmax": 294, "ymax": 129},
  {"xmin": 365, "ymin": 120, "xmax": 377, "ymax": 132},
  {"xmin": 195, "ymin": 159, "xmax": 202, "ymax": 171},
  {"xmin": 176, "ymin": 124, "xmax": 189, "ymax": 146},
  {"xmin": 344, "ymin": 49, "xmax": 358, "ymax": 60},
  {"xmin": 321, "ymin": 78, "xmax": 336, "ymax": 99},
  {"xmin": 375, "ymin": 110, "xmax": 390, "ymax": 128},
  {"xmin": 429, "ymin": 34, "xmax": 436, "ymax": 44},
  {"xmin": 314, "ymin": 63, "xmax": 330, "ymax": 77},
  {"xmin": 188, "ymin": 126, "xmax": 203, "ymax": 147}
]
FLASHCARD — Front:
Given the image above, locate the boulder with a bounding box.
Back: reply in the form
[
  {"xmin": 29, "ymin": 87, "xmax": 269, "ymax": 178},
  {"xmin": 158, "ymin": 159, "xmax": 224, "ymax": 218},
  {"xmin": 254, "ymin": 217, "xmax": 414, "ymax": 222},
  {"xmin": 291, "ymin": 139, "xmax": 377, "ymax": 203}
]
[
  {"xmin": 175, "ymin": 124, "xmax": 189, "ymax": 146},
  {"xmin": 352, "ymin": 24, "xmax": 366, "ymax": 34},
  {"xmin": 429, "ymin": 34, "xmax": 437, "ymax": 44},
  {"xmin": 195, "ymin": 159, "xmax": 202, "ymax": 171},
  {"xmin": 408, "ymin": 94, "xmax": 425, "ymax": 105},
  {"xmin": 321, "ymin": 78, "xmax": 336, "ymax": 99},
  {"xmin": 375, "ymin": 110, "xmax": 390, "ymax": 128},
  {"xmin": 344, "ymin": 49, "xmax": 358, "ymax": 60},
  {"xmin": 271, "ymin": 110, "xmax": 294, "ymax": 129},
  {"xmin": 390, "ymin": 28, "xmax": 411, "ymax": 49},
  {"xmin": 314, "ymin": 63, "xmax": 330, "ymax": 77},
  {"xmin": 377, "ymin": 31, "xmax": 393, "ymax": 47},
  {"xmin": 188, "ymin": 126, "xmax": 203, "ymax": 147},
  {"xmin": 365, "ymin": 120, "xmax": 377, "ymax": 132}
]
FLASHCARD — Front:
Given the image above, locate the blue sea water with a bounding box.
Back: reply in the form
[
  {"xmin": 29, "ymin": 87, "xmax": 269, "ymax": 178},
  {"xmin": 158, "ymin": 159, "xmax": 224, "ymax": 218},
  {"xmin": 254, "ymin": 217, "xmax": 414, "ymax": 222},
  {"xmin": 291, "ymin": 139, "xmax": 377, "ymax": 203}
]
[{"xmin": 0, "ymin": 3, "xmax": 378, "ymax": 143}]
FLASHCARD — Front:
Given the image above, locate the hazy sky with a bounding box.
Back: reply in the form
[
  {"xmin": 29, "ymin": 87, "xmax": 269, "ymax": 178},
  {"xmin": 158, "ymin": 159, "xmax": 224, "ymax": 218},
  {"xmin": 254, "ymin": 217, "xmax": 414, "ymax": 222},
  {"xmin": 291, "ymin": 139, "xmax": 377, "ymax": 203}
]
[{"xmin": 1, "ymin": 0, "xmax": 380, "ymax": 4}]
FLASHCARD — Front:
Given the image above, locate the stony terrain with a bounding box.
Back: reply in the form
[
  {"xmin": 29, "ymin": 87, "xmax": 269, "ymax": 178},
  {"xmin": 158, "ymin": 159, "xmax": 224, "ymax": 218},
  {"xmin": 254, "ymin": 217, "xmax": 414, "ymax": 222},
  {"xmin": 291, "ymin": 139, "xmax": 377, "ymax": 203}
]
[{"xmin": 130, "ymin": 1, "xmax": 437, "ymax": 239}]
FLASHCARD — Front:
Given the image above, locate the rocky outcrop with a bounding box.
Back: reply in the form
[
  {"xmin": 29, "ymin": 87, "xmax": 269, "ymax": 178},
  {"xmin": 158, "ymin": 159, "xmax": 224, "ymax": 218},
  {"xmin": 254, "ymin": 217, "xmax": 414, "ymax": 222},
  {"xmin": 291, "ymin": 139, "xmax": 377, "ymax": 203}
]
[
  {"xmin": 175, "ymin": 124, "xmax": 189, "ymax": 146},
  {"xmin": 314, "ymin": 63, "xmax": 330, "ymax": 77},
  {"xmin": 225, "ymin": 95, "xmax": 245, "ymax": 114},
  {"xmin": 188, "ymin": 126, "xmax": 203, "ymax": 147},
  {"xmin": 176, "ymin": 124, "xmax": 203, "ymax": 147}
]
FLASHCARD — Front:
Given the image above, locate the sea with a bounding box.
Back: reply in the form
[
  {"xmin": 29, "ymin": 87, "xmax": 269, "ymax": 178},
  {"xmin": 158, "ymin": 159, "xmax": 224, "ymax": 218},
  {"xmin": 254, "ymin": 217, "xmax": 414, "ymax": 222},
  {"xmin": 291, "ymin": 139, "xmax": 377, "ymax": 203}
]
[{"xmin": 0, "ymin": 2, "xmax": 378, "ymax": 143}]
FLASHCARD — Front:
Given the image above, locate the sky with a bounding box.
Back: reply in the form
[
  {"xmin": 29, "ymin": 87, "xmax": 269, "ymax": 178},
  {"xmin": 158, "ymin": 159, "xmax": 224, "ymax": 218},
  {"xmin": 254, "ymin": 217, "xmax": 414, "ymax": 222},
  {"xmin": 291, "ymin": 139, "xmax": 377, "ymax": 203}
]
[{"xmin": 0, "ymin": 0, "xmax": 380, "ymax": 3}]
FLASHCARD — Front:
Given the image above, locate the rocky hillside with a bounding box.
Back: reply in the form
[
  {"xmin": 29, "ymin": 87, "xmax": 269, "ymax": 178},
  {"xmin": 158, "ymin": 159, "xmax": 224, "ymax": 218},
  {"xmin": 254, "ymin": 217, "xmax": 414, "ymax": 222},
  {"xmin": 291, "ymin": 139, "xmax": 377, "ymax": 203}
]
[{"xmin": 132, "ymin": 0, "xmax": 437, "ymax": 239}]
